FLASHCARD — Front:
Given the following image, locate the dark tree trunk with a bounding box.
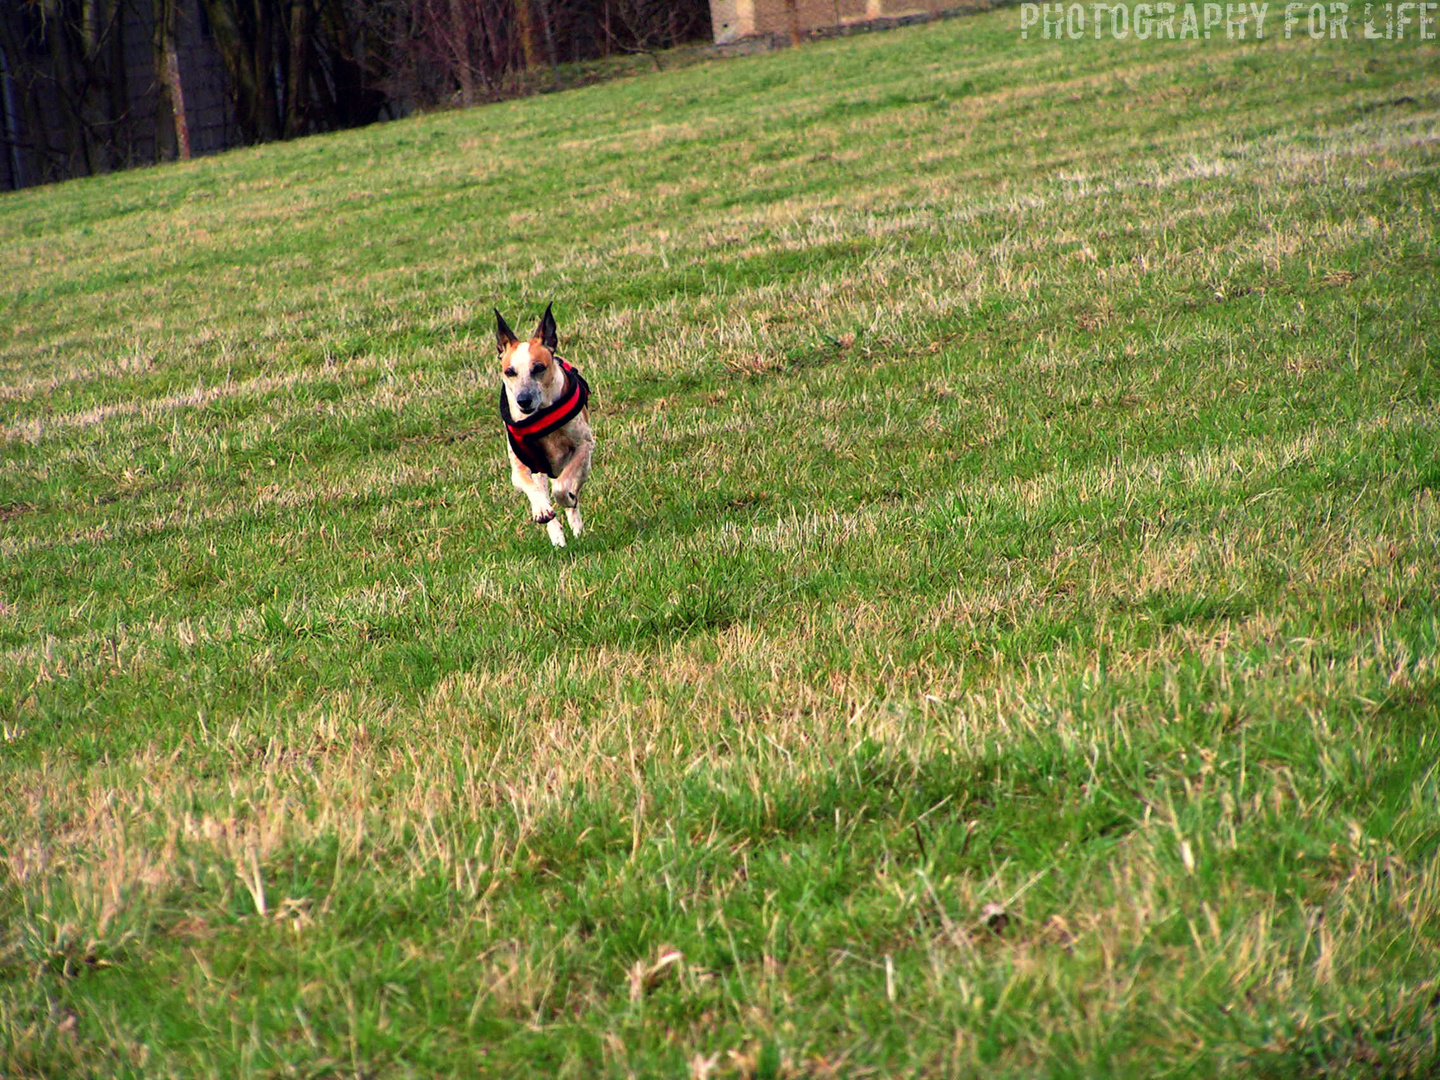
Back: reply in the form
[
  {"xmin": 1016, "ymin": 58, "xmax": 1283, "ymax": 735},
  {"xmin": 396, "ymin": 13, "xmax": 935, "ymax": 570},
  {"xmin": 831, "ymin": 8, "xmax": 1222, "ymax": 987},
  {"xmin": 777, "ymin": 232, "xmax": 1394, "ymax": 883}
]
[
  {"xmin": 251, "ymin": 0, "xmax": 278, "ymax": 139},
  {"xmin": 538, "ymin": 0, "xmax": 558, "ymax": 72},
  {"xmin": 198, "ymin": 0, "xmax": 279, "ymax": 143},
  {"xmin": 516, "ymin": 0, "xmax": 542, "ymax": 70},
  {"xmin": 155, "ymin": 0, "xmax": 192, "ymax": 159},
  {"xmin": 105, "ymin": 0, "xmax": 131, "ymax": 169},
  {"xmin": 45, "ymin": 5, "xmax": 93, "ymax": 174},
  {"xmin": 0, "ymin": 15, "xmax": 52, "ymax": 184},
  {"xmin": 284, "ymin": 0, "xmax": 313, "ymax": 137},
  {"xmin": 316, "ymin": 0, "xmax": 386, "ymax": 126},
  {"xmin": 785, "ymin": 0, "xmax": 802, "ymax": 45},
  {"xmin": 448, "ymin": 0, "xmax": 474, "ymax": 104}
]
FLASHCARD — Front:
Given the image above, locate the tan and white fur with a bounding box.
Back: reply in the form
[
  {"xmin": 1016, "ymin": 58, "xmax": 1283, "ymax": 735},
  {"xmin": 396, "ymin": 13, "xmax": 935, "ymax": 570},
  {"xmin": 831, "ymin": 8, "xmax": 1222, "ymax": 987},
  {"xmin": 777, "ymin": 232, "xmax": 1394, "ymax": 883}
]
[{"xmin": 497, "ymin": 305, "xmax": 594, "ymax": 547}]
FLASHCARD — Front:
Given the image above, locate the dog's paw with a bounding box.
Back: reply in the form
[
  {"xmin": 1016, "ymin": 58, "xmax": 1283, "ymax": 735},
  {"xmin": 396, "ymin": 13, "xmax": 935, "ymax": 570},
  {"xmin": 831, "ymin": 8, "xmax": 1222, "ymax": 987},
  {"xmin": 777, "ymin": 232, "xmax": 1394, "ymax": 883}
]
[{"xmin": 532, "ymin": 509, "xmax": 556, "ymax": 525}]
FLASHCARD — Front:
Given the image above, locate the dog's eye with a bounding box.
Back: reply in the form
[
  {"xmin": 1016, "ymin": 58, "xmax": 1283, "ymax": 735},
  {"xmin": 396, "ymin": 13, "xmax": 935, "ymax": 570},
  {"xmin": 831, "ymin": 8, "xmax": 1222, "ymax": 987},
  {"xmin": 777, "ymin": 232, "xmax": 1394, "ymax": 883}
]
[
  {"xmin": 531, "ymin": 364, "xmax": 545, "ymax": 377},
  {"xmin": 503, "ymin": 367, "xmax": 516, "ymax": 378}
]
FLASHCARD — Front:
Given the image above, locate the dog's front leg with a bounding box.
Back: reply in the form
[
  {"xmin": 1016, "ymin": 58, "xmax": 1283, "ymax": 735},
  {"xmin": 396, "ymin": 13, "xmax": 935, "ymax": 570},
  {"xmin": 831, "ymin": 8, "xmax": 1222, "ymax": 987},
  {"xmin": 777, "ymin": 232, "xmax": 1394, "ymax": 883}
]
[
  {"xmin": 553, "ymin": 434, "xmax": 593, "ymax": 538},
  {"xmin": 510, "ymin": 454, "xmax": 566, "ymax": 547}
]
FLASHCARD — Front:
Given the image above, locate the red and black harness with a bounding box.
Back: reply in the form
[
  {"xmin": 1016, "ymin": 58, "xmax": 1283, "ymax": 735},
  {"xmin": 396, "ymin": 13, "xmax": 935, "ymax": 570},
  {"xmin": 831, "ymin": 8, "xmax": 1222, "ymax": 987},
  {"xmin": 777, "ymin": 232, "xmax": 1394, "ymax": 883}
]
[{"xmin": 499, "ymin": 358, "xmax": 590, "ymax": 478}]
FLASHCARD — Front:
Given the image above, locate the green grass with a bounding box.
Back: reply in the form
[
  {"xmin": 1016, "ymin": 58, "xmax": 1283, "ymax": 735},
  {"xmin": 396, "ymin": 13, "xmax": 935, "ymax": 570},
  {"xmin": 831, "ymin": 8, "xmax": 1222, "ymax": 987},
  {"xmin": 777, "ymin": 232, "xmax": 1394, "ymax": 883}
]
[{"xmin": 2, "ymin": 8, "xmax": 1439, "ymax": 1077}]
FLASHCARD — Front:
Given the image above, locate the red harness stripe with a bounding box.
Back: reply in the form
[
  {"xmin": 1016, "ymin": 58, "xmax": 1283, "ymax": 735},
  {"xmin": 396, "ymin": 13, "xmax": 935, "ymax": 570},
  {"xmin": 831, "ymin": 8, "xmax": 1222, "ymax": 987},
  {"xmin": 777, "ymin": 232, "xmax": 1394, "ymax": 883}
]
[{"xmin": 505, "ymin": 364, "xmax": 583, "ymax": 437}]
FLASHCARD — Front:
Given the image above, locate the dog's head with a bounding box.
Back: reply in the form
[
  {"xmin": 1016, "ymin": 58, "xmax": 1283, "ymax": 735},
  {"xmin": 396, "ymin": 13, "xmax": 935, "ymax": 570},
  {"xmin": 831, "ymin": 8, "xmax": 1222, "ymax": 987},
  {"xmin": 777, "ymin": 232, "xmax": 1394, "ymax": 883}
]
[{"xmin": 496, "ymin": 303, "xmax": 561, "ymax": 416}]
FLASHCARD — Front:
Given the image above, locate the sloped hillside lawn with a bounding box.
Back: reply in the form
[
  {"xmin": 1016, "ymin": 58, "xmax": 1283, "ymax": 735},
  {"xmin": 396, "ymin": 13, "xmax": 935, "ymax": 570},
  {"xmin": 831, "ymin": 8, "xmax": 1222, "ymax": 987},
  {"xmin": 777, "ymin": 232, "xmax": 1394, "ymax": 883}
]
[{"xmin": 2, "ymin": 7, "xmax": 1438, "ymax": 1077}]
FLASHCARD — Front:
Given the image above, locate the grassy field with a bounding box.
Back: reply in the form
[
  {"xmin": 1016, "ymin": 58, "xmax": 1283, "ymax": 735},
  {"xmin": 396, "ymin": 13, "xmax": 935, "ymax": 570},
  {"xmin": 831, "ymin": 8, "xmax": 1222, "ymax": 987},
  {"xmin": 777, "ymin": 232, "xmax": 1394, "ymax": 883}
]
[{"xmin": 3, "ymin": 7, "xmax": 1439, "ymax": 1076}]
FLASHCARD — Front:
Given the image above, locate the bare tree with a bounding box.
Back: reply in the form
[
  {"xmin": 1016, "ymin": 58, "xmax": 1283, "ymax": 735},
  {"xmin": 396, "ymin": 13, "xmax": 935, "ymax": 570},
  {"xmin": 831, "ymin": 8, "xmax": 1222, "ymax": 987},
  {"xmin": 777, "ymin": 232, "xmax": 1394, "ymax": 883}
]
[
  {"xmin": 154, "ymin": 0, "xmax": 190, "ymax": 158},
  {"xmin": 515, "ymin": 0, "xmax": 543, "ymax": 68},
  {"xmin": 403, "ymin": 0, "xmax": 514, "ymax": 104},
  {"xmin": 784, "ymin": 0, "xmax": 802, "ymax": 44},
  {"xmin": 598, "ymin": 0, "xmax": 670, "ymax": 69}
]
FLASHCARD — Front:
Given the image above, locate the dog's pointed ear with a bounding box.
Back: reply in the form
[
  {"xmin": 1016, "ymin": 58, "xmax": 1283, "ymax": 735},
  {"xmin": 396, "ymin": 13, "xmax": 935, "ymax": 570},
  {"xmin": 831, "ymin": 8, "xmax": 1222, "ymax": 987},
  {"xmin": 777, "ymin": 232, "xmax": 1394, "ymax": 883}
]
[
  {"xmin": 533, "ymin": 302, "xmax": 558, "ymax": 351},
  {"xmin": 495, "ymin": 309, "xmax": 519, "ymax": 354}
]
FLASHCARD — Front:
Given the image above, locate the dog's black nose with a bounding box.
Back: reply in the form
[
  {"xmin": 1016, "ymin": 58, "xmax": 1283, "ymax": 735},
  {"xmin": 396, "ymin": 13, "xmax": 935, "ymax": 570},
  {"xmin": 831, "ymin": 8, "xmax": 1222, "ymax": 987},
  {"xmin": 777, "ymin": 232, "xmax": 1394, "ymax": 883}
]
[{"xmin": 516, "ymin": 392, "xmax": 540, "ymax": 413}]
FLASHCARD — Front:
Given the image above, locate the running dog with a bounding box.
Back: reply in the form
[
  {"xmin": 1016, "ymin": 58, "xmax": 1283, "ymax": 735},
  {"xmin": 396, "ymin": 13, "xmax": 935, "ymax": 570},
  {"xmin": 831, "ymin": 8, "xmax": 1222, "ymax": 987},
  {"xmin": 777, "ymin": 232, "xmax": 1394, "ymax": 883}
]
[{"xmin": 495, "ymin": 303, "xmax": 594, "ymax": 547}]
